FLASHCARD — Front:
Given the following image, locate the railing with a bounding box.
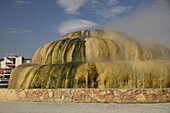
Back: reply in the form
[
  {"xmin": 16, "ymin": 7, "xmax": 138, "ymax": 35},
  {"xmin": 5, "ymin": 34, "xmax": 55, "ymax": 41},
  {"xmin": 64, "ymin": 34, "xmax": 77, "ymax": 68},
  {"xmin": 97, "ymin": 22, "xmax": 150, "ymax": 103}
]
[{"xmin": 6, "ymin": 63, "xmax": 15, "ymax": 66}]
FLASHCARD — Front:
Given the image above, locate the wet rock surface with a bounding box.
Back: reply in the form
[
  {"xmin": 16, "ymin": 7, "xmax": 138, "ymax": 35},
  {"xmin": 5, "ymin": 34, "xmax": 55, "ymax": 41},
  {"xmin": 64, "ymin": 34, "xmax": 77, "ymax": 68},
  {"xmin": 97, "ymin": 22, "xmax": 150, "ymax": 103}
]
[{"xmin": 8, "ymin": 29, "xmax": 170, "ymax": 88}]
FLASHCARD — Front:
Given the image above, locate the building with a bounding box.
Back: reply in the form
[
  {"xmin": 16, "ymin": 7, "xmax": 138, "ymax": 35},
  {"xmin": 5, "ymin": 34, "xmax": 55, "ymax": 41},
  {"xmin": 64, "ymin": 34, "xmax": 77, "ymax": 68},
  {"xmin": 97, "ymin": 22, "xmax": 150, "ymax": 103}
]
[{"xmin": 0, "ymin": 53, "xmax": 31, "ymax": 77}]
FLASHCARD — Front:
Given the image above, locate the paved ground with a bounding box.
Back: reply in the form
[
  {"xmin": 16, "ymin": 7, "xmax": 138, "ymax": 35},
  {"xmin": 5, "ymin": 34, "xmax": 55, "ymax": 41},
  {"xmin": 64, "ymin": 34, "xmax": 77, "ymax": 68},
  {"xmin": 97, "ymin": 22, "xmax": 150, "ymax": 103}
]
[{"xmin": 0, "ymin": 101, "xmax": 170, "ymax": 113}]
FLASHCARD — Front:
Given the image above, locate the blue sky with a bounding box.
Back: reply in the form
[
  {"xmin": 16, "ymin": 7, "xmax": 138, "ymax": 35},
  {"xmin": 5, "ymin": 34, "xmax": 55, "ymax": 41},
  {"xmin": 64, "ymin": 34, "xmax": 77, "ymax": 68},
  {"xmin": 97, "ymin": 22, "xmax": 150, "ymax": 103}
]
[{"xmin": 0, "ymin": 0, "xmax": 169, "ymax": 58}]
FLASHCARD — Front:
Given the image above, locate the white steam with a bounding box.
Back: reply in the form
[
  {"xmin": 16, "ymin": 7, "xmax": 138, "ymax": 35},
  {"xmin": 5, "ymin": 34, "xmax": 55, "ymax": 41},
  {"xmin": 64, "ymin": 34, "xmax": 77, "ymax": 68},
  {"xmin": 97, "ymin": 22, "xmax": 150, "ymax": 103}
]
[{"xmin": 104, "ymin": 0, "xmax": 170, "ymax": 48}]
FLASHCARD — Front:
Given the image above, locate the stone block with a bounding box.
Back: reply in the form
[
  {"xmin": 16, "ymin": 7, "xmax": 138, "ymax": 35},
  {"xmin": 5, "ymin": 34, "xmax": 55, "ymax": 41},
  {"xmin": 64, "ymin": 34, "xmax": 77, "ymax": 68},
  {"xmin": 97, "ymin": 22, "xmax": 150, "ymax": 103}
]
[{"xmin": 0, "ymin": 89, "xmax": 170, "ymax": 103}]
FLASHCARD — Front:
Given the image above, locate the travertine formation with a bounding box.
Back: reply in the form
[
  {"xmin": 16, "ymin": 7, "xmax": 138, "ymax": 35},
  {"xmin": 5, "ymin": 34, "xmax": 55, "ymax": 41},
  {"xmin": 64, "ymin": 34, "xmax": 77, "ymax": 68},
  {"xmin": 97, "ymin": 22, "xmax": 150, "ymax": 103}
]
[
  {"xmin": 8, "ymin": 29, "xmax": 170, "ymax": 88},
  {"xmin": 0, "ymin": 88, "xmax": 169, "ymax": 103}
]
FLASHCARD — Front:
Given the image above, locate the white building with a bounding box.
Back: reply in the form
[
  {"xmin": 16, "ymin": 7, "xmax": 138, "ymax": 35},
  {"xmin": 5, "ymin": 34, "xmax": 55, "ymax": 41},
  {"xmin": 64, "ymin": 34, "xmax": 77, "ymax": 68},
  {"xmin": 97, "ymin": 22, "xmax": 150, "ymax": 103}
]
[{"xmin": 0, "ymin": 53, "xmax": 31, "ymax": 74}]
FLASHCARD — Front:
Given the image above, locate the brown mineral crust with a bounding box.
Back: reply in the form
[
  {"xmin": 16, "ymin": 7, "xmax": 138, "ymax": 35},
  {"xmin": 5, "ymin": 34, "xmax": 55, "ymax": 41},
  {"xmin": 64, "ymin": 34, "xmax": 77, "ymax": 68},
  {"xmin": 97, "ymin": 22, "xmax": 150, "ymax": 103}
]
[{"xmin": 8, "ymin": 29, "xmax": 170, "ymax": 89}]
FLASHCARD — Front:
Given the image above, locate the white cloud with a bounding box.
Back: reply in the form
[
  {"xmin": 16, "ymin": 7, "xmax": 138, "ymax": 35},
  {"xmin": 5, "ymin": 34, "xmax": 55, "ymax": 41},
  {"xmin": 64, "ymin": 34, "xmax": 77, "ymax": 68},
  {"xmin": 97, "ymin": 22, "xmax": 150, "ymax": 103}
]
[
  {"xmin": 108, "ymin": 0, "xmax": 118, "ymax": 6},
  {"xmin": 96, "ymin": 6, "xmax": 132, "ymax": 18},
  {"xmin": 8, "ymin": 28, "xmax": 17, "ymax": 34},
  {"xmin": 56, "ymin": 0, "xmax": 87, "ymax": 14},
  {"xmin": 90, "ymin": 0, "xmax": 98, "ymax": 5},
  {"xmin": 109, "ymin": 6, "xmax": 132, "ymax": 14},
  {"xmin": 14, "ymin": 0, "xmax": 31, "ymax": 4},
  {"xmin": 56, "ymin": 0, "xmax": 132, "ymax": 18},
  {"xmin": 21, "ymin": 30, "xmax": 33, "ymax": 33},
  {"xmin": 105, "ymin": 0, "xmax": 170, "ymax": 48},
  {"xmin": 57, "ymin": 19, "xmax": 99, "ymax": 35},
  {"xmin": 13, "ymin": 0, "xmax": 31, "ymax": 8},
  {"xmin": 7, "ymin": 28, "xmax": 33, "ymax": 34},
  {"xmin": 89, "ymin": 0, "xmax": 132, "ymax": 19}
]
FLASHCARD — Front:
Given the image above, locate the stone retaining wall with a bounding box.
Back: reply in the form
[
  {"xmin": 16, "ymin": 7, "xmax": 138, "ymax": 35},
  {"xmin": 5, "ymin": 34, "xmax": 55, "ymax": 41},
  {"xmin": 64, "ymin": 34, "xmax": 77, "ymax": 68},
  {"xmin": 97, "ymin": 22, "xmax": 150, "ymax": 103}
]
[{"xmin": 0, "ymin": 89, "xmax": 170, "ymax": 103}]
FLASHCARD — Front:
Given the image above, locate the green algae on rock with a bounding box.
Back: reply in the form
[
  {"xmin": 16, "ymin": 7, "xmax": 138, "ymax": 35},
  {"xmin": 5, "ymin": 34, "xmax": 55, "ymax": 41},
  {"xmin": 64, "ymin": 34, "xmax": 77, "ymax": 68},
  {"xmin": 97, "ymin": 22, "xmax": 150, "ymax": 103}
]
[{"xmin": 8, "ymin": 29, "xmax": 170, "ymax": 88}]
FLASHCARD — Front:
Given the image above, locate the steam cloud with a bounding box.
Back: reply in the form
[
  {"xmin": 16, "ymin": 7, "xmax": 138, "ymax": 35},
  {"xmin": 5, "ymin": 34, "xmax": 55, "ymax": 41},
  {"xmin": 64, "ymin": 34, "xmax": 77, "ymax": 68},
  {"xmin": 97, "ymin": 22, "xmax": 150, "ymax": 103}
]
[{"xmin": 104, "ymin": 0, "xmax": 170, "ymax": 48}]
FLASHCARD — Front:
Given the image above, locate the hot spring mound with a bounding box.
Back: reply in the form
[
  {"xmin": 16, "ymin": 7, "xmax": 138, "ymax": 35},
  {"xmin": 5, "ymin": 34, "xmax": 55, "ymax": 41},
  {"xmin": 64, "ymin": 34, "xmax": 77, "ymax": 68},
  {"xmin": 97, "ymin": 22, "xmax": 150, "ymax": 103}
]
[{"xmin": 8, "ymin": 29, "xmax": 170, "ymax": 88}]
